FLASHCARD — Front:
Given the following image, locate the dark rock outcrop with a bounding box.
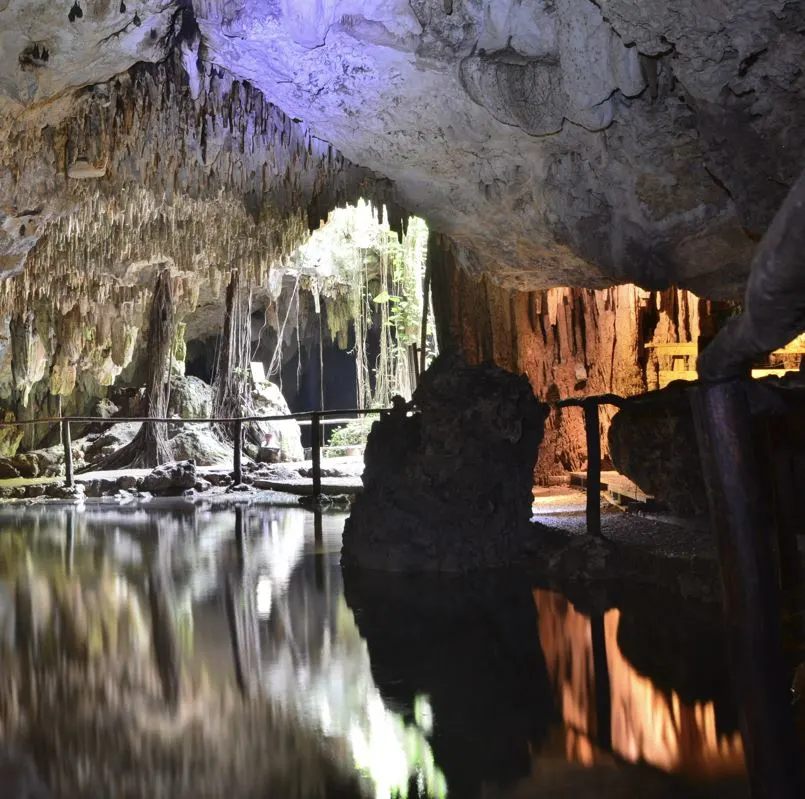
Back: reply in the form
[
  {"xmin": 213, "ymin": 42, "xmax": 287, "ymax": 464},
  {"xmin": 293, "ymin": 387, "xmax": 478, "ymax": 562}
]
[
  {"xmin": 0, "ymin": 746, "xmax": 52, "ymax": 799},
  {"xmin": 609, "ymin": 374, "xmax": 805, "ymax": 517},
  {"xmin": 608, "ymin": 383, "xmax": 707, "ymax": 516},
  {"xmin": 342, "ymin": 355, "xmax": 547, "ymax": 571}
]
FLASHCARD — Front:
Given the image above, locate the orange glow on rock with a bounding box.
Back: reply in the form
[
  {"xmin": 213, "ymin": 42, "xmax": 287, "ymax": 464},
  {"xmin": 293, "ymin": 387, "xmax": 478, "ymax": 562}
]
[{"xmin": 535, "ymin": 589, "xmax": 744, "ymax": 778}]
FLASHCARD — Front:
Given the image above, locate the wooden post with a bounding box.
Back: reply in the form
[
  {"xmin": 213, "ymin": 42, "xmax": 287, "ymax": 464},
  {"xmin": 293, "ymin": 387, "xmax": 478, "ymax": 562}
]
[
  {"xmin": 233, "ymin": 417, "xmax": 243, "ymax": 485},
  {"xmin": 690, "ymin": 381, "xmax": 803, "ymax": 798},
  {"xmin": 311, "ymin": 412, "xmax": 322, "ymax": 500},
  {"xmin": 61, "ymin": 419, "xmax": 73, "ymax": 488},
  {"xmin": 583, "ymin": 399, "xmax": 602, "ymax": 537}
]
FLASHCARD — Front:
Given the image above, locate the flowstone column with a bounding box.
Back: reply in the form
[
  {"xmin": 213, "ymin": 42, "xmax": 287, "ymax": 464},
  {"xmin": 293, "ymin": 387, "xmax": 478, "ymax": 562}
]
[{"xmin": 342, "ymin": 353, "xmax": 547, "ymax": 571}]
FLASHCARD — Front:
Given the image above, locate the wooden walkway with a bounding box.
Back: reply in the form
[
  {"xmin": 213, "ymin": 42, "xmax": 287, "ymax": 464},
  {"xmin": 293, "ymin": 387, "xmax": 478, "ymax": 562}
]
[{"xmin": 570, "ymin": 470, "xmax": 652, "ymax": 504}]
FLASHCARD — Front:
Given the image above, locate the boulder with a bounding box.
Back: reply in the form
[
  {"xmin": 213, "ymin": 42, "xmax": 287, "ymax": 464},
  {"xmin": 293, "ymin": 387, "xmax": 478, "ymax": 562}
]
[
  {"xmin": 141, "ymin": 461, "xmax": 197, "ymax": 494},
  {"xmin": 248, "ymin": 381, "xmax": 303, "ymax": 462},
  {"xmin": 169, "ymin": 427, "xmax": 230, "ymax": 467},
  {"xmin": 82, "ymin": 423, "xmax": 140, "ymax": 462},
  {"xmin": 342, "ymin": 354, "xmax": 547, "ymax": 571},
  {"xmin": 43, "ymin": 484, "xmax": 85, "ymax": 500},
  {"xmin": 82, "ymin": 478, "xmax": 121, "ymax": 498},
  {"xmin": 168, "ymin": 374, "xmax": 212, "ymax": 419},
  {"xmin": 0, "ymin": 459, "xmax": 20, "ymax": 480},
  {"xmin": 607, "ymin": 382, "xmax": 707, "ymax": 516}
]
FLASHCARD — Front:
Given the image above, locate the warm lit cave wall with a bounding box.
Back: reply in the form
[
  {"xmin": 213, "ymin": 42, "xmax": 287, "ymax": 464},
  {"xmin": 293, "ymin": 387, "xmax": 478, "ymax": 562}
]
[{"xmin": 429, "ymin": 233, "xmax": 733, "ymax": 482}]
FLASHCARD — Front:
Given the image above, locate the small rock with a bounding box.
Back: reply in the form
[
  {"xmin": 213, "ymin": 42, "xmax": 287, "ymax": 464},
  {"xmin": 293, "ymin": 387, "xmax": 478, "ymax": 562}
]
[
  {"xmin": 141, "ymin": 460, "xmax": 197, "ymax": 494},
  {"xmin": 117, "ymin": 474, "xmax": 139, "ymax": 490},
  {"xmin": 44, "ymin": 483, "xmax": 85, "ymax": 500},
  {"xmin": 0, "ymin": 459, "xmax": 21, "ymax": 479},
  {"xmin": 205, "ymin": 472, "xmax": 231, "ymax": 486},
  {"xmin": 82, "ymin": 478, "xmax": 119, "ymax": 498},
  {"xmin": 261, "ymin": 464, "xmax": 301, "ymax": 481},
  {"xmin": 193, "ymin": 478, "xmax": 212, "ymax": 492},
  {"xmin": 11, "ymin": 454, "xmax": 39, "ymax": 479}
]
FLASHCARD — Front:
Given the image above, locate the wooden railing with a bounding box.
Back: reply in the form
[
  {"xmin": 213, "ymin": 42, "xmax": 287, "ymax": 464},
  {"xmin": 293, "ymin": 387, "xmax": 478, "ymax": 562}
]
[
  {"xmin": 555, "ymin": 395, "xmax": 627, "ymax": 537},
  {"xmin": 0, "ymin": 408, "xmax": 388, "ymax": 500},
  {"xmin": 0, "ymin": 394, "xmax": 636, "ymax": 536}
]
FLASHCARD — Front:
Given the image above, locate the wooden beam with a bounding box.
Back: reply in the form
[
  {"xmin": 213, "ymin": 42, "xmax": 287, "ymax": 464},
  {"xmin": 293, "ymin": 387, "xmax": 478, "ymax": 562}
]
[
  {"xmin": 645, "ymin": 342, "xmax": 698, "ymax": 356},
  {"xmin": 583, "ymin": 399, "xmax": 602, "ymax": 537}
]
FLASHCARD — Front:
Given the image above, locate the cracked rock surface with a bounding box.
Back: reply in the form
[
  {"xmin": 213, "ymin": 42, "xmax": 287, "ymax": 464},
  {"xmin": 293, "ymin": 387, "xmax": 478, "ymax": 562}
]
[{"xmin": 1, "ymin": 1, "xmax": 804, "ymax": 296}]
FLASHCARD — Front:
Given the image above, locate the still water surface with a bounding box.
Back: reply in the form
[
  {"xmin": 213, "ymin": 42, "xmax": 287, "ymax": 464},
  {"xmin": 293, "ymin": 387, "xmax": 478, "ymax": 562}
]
[{"xmin": 0, "ymin": 504, "xmax": 747, "ymax": 798}]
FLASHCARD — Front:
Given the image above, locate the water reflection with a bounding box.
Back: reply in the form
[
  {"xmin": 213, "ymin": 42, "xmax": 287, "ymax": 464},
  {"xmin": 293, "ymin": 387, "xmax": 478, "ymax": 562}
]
[
  {"xmin": 535, "ymin": 589, "xmax": 745, "ymax": 778},
  {"xmin": 0, "ymin": 505, "xmax": 748, "ymax": 798},
  {"xmin": 0, "ymin": 505, "xmax": 445, "ymax": 799}
]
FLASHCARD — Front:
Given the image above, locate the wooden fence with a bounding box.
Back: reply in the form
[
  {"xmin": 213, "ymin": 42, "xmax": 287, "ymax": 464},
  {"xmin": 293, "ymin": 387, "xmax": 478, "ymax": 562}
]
[{"xmin": 0, "ymin": 408, "xmax": 386, "ymax": 500}]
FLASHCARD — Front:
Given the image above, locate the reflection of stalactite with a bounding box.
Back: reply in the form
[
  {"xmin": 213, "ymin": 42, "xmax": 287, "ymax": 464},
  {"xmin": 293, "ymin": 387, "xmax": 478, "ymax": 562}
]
[{"xmin": 224, "ymin": 571, "xmax": 261, "ymax": 699}]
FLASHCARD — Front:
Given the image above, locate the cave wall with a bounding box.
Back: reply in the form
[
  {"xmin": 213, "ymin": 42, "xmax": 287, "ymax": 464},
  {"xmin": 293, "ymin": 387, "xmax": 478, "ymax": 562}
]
[{"xmin": 430, "ymin": 233, "xmax": 729, "ymax": 482}]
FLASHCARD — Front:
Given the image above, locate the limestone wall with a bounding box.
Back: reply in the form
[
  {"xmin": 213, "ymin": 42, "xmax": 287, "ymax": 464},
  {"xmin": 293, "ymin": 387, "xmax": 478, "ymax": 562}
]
[{"xmin": 430, "ymin": 234, "xmax": 731, "ymax": 482}]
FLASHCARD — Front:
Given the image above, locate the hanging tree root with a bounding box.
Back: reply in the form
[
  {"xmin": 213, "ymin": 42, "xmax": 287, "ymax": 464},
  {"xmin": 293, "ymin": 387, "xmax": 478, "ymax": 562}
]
[
  {"xmin": 212, "ymin": 269, "xmax": 253, "ymax": 443},
  {"xmin": 90, "ymin": 268, "xmax": 176, "ymax": 471}
]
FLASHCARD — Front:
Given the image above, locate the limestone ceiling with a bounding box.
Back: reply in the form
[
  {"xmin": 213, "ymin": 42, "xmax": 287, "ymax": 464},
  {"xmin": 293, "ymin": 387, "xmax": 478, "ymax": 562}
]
[{"xmin": 1, "ymin": 0, "xmax": 804, "ymax": 298}]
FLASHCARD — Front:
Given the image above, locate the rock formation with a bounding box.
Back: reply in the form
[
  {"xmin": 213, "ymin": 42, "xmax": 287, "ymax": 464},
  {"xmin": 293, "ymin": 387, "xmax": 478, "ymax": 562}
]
[{"xmin": 342, "ymin": 354, "xmax": 547, "ymax": 571}]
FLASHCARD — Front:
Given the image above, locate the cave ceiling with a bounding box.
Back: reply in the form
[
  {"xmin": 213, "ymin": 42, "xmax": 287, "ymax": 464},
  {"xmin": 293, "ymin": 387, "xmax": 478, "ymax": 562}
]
[{"xmin": 1, "ymin": 0, "xmax": 804, "ymax": 302}]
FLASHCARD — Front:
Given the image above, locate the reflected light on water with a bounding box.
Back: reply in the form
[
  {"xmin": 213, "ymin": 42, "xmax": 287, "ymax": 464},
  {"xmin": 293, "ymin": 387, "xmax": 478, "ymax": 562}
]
[
  {"xmin": 256, "ymin": 576, "xmax": 272, "ymax": 618},
  {"xmin": 535, "ymin": 589, "xmax": 744, "ymax": 778}
]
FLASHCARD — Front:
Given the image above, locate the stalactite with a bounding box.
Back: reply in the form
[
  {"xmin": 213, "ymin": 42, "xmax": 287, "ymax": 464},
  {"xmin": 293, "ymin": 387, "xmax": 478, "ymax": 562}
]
[{"xmin": 0, "ymin": 52, "xmax": 403, "ymax": 386}]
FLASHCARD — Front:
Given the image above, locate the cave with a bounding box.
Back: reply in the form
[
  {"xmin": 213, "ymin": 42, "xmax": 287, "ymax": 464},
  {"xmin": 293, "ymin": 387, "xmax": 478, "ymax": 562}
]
[{"xmin": 0, "ymin": 1, "xmax": 804, "ymax": 797}]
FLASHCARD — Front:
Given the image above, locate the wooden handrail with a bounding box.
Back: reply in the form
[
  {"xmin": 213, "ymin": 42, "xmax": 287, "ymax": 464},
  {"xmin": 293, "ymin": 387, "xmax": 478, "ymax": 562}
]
[
  {"xmin": 0, "ymin": 406, "xmax": 388, "ymax": 428},
  {"xmin": 8, "ymin": 394, "xmax": 631, "ymax": 532}
]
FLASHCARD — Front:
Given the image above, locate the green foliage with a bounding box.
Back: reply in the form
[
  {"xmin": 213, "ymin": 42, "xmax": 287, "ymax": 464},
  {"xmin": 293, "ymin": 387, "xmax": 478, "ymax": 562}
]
[
  {"xmin": 285, "ymin": 200, "xmax": 432, "ymax": 409},
  {"xmin": 327, "ymin": 417, "xmax": 373, "ymax": 448}
]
